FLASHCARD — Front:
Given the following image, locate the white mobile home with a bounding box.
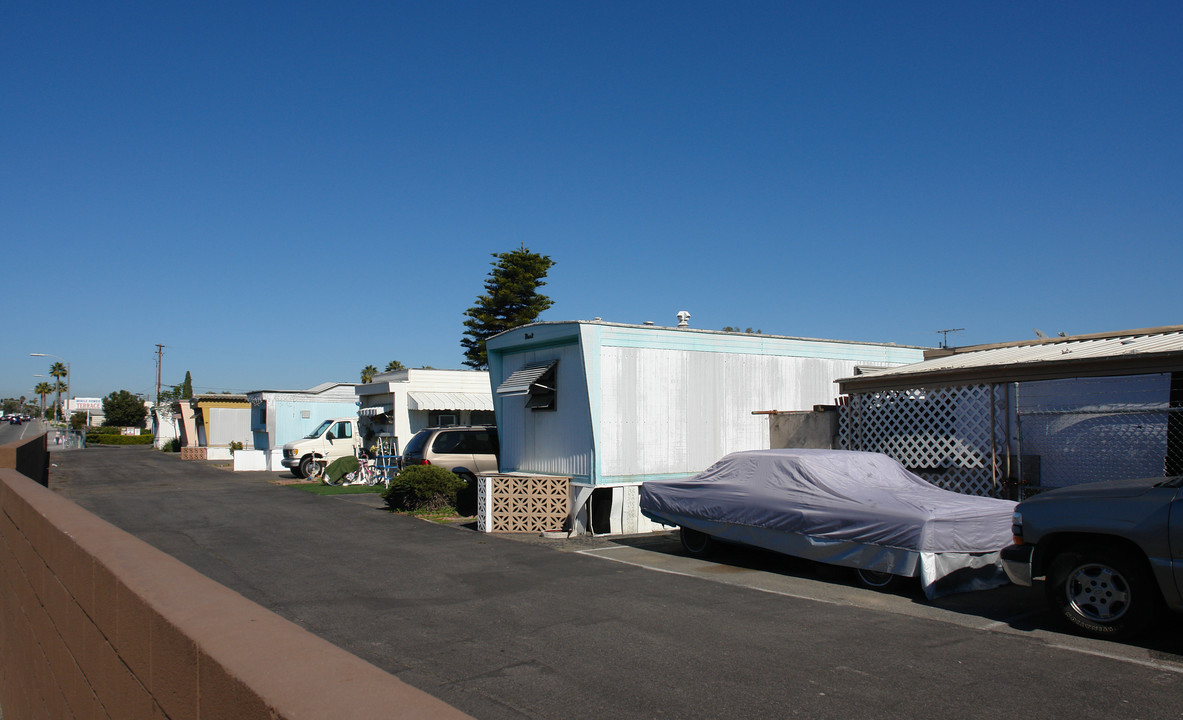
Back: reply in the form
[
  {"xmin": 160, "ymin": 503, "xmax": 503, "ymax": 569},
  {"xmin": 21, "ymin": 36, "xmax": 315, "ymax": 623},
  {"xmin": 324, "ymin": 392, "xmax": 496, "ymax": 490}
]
[
  {"xmin": 486, "ymin": 319, "xmax": 927, "ymax": 534},
  {"xmin": 354, "ymin": 368, "xmax": 495, "ymax": 452}
]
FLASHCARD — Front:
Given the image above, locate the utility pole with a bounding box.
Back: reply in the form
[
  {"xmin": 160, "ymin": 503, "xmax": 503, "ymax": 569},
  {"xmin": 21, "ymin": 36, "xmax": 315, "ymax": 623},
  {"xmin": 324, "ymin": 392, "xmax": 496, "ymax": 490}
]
[{"xmin": 155, "ymin": 344, "xmax": 165, "ymax": 404}]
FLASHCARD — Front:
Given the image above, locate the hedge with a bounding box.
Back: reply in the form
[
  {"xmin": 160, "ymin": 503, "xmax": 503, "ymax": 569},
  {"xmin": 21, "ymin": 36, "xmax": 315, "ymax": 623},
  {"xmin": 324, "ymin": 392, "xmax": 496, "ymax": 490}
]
[{"xmin": 86, "ymin": 433, "xmax": 155, "ymax": 445}]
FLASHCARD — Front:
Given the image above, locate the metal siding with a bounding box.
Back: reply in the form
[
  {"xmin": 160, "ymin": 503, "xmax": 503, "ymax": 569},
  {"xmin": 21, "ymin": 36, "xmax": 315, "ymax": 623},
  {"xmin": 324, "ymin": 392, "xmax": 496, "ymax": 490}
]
[
  {"xmin": 274, "ymin": 401, "xmax": 359, "ymax": 447},
  {"xmin": 600, "ymin": 348, "xmax": 888, "ymax": 480},
  {"xmin": 207, "ymin": 407, "xmax": 253, "ymax": 446},
  {"xmin": 494, "ymin": 344, "xmax": 591, "ymax": 479}
]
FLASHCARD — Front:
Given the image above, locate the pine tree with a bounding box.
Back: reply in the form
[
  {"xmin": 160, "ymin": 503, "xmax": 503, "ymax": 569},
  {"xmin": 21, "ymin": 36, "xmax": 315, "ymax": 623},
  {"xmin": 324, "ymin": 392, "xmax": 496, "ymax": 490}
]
[
  {"xmin": 461, "ymin": 246, "xmax": 555, "ymax": 369},
  {"xmin": 181, "ymin": 371, "xmax": 193, "ymax": 399}
]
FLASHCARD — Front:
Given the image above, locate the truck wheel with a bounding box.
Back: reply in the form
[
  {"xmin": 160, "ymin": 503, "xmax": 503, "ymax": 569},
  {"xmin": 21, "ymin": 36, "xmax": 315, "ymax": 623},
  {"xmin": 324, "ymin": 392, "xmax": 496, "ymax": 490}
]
[
  {"xmin": 679, "ymin": 527, "xmax": 715, "ymax": 557},
  {"xmin": 298, "ymin": 455, "xmax": 319, "ymax": 480},
  {"xmin": 1046, "ymin": 544, "xmax": 1156, "ymax": 638}
]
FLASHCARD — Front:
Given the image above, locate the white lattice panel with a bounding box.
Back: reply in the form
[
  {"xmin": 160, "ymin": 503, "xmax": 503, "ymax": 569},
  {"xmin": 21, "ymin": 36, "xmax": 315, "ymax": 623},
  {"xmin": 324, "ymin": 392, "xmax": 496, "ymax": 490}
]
[{"xmin": 838, "ymin": 385, "xmax": 1006, "ymax": 497}]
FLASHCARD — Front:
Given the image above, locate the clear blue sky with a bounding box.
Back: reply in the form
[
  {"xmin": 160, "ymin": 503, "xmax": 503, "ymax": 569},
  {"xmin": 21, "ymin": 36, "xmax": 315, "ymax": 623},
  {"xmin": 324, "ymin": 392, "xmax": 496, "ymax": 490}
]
[{"xmin": 4, "ymin": 1, "xmax": 1181, "ymax": 401}]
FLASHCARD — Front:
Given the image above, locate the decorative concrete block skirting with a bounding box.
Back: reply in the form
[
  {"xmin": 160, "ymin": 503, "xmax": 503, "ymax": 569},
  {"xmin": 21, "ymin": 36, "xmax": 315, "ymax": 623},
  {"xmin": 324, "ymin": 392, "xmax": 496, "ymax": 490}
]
[
  {"xmin": 180, "ymin": 446, "xmax": 207, "ymax": 461},
  {"xmin": 477, "ymin": 474, "xmax": 569, "ymax": 533},
  {"xmin": 0, "ymin": 465, "xmax": 471, "ymax": 719}
]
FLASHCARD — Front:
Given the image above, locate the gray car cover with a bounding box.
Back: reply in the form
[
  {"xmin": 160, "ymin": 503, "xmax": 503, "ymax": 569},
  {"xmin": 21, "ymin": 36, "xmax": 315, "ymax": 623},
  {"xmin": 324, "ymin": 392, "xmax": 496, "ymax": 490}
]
[{"xmin": 640, "ymin": 449, "xmax": 1017, "ymax": 595}]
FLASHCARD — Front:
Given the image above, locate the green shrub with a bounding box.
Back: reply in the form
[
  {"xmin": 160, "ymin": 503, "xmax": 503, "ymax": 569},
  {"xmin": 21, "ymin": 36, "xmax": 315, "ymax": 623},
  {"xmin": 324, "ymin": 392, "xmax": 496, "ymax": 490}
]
[
  {"xmin": 87, "ymin": 433, "xmax": 154, "ymax": 445},
  {"xmin": 163, "ymin": 438, "xmax": 181, "ymax": 452},
  {"xmin": 380, "ymin": 465, "xmax": 465, "ymax": 512}
]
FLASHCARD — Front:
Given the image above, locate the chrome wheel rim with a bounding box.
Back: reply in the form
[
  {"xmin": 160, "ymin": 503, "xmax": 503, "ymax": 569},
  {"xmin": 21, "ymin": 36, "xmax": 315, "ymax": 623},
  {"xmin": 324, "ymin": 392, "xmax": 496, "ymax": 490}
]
[
  {"xmin": 856, "ymin": 569, "xmax": 895, "ymax": 588},
  {"xmin": 1066, "ymin": 563, "xmax": 1130, "ymax": 623}
]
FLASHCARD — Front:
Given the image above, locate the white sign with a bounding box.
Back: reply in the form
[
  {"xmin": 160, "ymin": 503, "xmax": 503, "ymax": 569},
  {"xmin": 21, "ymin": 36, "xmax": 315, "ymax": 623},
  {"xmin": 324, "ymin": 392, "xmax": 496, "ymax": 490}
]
[{"xmin": 75, "ymin": 398, "xmax": 102, "ymax": 411}]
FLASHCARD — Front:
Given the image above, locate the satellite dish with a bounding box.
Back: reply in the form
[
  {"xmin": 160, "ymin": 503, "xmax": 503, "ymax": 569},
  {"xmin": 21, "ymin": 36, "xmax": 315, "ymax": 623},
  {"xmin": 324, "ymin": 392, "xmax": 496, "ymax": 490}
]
[{"xmin": 1034, "ymin": 328, "xmax": 1050, "ymax": 339}]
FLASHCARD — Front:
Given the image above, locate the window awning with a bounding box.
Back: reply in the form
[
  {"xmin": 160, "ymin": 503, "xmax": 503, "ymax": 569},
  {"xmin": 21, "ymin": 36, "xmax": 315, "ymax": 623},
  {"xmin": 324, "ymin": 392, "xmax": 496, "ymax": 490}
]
[
  {"xmin": 359, "ymin": 406, "xmax": 390, "ymax": 417},
  {"xmin": 496, "ymin": 360, "xmax": 558, "ymax": 397},
  {"xmin": 407, "ymin": 392, "xmax": 493, "ymax": 411}
]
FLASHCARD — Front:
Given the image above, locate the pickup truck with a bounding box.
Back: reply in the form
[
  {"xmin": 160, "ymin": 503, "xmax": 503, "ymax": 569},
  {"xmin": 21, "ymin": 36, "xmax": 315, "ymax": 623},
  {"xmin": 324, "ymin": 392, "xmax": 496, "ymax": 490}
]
[
  {"xmin": 281, "ymin": 417, "xmax": 362, "ymax": 478},
  {"xmin": 1001, "ymin": 475, "xmax": 1183, "ymax": 638}
]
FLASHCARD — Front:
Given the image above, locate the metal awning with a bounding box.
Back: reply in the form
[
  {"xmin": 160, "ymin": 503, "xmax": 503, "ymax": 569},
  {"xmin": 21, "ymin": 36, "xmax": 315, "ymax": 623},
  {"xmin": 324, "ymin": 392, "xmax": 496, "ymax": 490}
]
[
  {"xmin": 406, "ymin": 392, "xmax": 493, "ymax": 411},
  {"xmin": 496, "ymin": 360, "xmax": 558, "ymax": 397},
  {"xmin": 359, "ymin": 406, "xmax": 390, "ymax": 417}
]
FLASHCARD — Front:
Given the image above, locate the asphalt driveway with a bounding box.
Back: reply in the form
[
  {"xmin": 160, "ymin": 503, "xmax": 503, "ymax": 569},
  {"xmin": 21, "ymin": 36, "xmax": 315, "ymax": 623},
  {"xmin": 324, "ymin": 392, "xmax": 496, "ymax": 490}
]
[{"xmin": 48, "ymin": 446, "xmax": 1183, "ymax": 720}]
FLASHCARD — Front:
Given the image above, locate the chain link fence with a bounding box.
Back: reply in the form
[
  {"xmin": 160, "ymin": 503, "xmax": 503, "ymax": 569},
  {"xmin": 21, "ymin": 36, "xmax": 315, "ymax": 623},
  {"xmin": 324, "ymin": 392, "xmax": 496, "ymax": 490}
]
[{"xmin": 1014, "ymin": 375, "xmax": 1179, "ymax": 492}]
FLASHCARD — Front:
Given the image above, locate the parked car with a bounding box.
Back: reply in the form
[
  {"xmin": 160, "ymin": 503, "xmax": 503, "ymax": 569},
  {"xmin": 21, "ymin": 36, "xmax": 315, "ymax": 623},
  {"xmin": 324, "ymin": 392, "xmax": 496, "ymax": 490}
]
[
  {"xmin": 1001, "ymin": 475, "xmax": 1183, "ymax": 638},
  {"xmin": 401, "ymin": 425, "xmax": 499, "ymax": 481},
  {"xmin": 401, "ymin": 425, "xmax": 499, "ymax": 516},
  {"xmin": 281, "ymin": 417, "xmax": 363, "ymax": 478},
  {"xmin": 640, "ymin": 449, "xmax": 1016, "ymax": 597}
]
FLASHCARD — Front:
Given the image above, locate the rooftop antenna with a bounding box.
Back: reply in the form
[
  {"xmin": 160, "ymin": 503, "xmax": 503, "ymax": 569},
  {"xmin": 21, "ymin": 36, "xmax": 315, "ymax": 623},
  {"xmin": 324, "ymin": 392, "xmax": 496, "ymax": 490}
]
[{"xmin": 934, "ymin": 328, "xmax": 964, "ymax": 349}]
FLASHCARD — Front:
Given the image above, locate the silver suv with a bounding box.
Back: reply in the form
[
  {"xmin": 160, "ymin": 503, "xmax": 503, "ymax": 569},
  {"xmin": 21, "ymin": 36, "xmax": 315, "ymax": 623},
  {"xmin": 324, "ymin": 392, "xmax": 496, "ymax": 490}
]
[
  {"xmin": 401, "ymin": 425, "xmax": 499, "ymax": 481},
  {"xmin": 401, "ymin": 425, "xmax": 499, "ymax": 516}
]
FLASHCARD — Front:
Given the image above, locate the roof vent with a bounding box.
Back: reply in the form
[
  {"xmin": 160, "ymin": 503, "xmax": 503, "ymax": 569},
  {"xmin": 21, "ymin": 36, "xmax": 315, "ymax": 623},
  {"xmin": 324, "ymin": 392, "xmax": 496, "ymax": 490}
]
[
  {"xmin": 676, "ymin": 310, "xmax": 690, "ymax": 328},
  {"xmin": 644, "ymin": 321, "xmax": 655, "ymax": 326}
]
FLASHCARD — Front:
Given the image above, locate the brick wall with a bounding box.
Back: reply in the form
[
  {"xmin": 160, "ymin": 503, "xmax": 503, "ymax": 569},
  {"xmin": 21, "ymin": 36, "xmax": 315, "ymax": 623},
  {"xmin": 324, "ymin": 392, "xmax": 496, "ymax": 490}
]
[{"xmin": 0, "ymin": 463, "xmax": 470, "ymax": 719}]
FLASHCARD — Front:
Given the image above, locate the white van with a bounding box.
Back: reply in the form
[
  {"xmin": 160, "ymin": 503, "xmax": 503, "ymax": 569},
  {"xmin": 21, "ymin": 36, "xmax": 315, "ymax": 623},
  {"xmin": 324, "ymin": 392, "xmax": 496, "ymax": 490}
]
[{"xmin": 281, "ymin": 417, "xmax": 362, "ymax": 478}]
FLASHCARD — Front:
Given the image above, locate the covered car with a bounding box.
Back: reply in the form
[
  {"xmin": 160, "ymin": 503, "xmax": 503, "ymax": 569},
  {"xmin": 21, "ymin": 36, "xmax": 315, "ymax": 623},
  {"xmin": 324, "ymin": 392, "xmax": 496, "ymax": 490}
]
[{"xmin": 640, "ymin": 449, "xmax": 1017, "ymax": 598}]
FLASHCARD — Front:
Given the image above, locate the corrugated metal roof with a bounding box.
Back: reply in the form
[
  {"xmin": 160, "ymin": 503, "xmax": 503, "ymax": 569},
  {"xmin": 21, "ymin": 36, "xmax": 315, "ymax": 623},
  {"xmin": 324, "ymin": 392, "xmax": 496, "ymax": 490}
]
[
  {"xmin": 407, "ymin": 392, "xmax": 493, "ymax": 411},
  {"xmin": 496, "ymin": 360, "xmax": 558, "ymax": 397},
  {"xmin": 838, "ymin": 326, "xmax": 1183, "ymax": 391}
]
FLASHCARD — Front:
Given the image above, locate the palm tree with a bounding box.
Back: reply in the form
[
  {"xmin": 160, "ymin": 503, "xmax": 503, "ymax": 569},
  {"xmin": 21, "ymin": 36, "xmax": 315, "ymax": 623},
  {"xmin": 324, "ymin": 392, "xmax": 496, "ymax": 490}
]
[
  {"xmin": 51, "ymin": 381, "xmax": 66, "ymax": 420},
  {"xmin": 34, "ymin": 382, "xmax": 53, "ymax": 417},
  {"xmin": 360, "ymin": 365, "xmax": 379, "ymax": 384},
  {"xmin": 385, "ymin": 360, "xmax": 405, "ymax": 372},
  {"xmin": 49, "ymin": 362, "xmax": 68, "ymax": 418}
]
